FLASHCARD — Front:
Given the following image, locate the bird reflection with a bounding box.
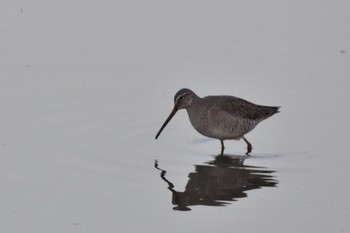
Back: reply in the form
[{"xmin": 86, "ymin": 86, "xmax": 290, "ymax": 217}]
[{"xmin": 155, "ymin": 155, "xmax": 278, "ymax": 211}]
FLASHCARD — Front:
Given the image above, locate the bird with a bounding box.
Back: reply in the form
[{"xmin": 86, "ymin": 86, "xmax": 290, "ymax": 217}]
[{"xmin": 155, "ymin": 88, "xmax": 280, "ymax": 155}]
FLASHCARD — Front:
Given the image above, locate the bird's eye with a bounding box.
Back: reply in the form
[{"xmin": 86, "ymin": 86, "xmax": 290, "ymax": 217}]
[{"xmin": 179, "ymin": 96, "xmax": 184, "ymax": 100}]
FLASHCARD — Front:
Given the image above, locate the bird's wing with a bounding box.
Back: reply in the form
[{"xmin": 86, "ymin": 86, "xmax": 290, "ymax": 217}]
[{"xmin": 215, "ymin": 97, "xmax": 268, "ymax": 120}]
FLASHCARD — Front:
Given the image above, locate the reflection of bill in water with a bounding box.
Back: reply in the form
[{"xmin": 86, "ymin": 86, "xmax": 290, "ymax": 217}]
[{"xmin": 155, "ymin": 155, "xmax": 278, "ymax": 211}]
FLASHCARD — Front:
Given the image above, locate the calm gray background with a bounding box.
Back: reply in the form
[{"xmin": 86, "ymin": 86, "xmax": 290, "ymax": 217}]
[{"xmin": 1, "ymin": 1, "xmax": 349, "ymax": 233}]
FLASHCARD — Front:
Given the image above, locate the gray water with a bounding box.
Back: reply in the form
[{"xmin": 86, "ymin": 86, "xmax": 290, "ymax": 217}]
[{"xmin": 1, "ymin": 1, "xmax": 350, "ymax": 233}]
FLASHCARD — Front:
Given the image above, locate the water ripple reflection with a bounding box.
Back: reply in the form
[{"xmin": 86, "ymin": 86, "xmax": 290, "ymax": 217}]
[{"xmin": 155, "ymin": 155, "xmax": 278, "ymax": 211}]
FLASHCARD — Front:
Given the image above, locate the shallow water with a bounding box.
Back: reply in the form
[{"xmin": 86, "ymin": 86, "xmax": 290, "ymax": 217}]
[{"xmin": 1, "ymin": 1, "xmax": 350, "ymax": 233}]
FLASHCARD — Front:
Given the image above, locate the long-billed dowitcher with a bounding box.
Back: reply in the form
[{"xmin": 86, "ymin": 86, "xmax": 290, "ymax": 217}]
[{"xmin": 155, "ymin": 88, "xmax": 280, "ymax": 155}]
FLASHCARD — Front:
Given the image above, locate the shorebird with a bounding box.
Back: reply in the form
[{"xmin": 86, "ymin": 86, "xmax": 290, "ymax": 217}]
[{"xmin": 155, "ymin": 88, "xmax": 280, "ymax": 155}]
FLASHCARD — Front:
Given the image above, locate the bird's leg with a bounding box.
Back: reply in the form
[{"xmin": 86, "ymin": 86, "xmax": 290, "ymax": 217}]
[
  {"xmin": 243, "ymin": 137, "xmax": 252, "ymax": 155},
  {"xmin": 220, "ymin": 140, "xmax": 225, "ymax": 155}
]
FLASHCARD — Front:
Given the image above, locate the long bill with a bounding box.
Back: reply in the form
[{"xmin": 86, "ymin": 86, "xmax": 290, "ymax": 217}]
[{"xmin": 155, "ymin": 106, "xmax": 179, "ymax": 139}]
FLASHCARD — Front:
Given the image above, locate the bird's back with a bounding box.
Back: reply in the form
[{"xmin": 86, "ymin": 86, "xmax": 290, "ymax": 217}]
[{"xmin": 210, "ymin": 96, "xmax": 279, "ymax": 122}]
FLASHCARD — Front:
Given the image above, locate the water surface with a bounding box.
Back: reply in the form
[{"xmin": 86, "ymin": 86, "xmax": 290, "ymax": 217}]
[
  {"xmin": 155, "ymin": 155, "xmax": 278, "ymax": 211},
  {"xmin": 1, "ymin": 1, "xmax": 350, "ymax": 233}
]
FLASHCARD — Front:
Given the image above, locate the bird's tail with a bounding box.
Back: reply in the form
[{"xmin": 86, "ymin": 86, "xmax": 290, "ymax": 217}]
[{"xmin": 260, "ymin": 105, "xmax": 280, "ymax": 119}]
